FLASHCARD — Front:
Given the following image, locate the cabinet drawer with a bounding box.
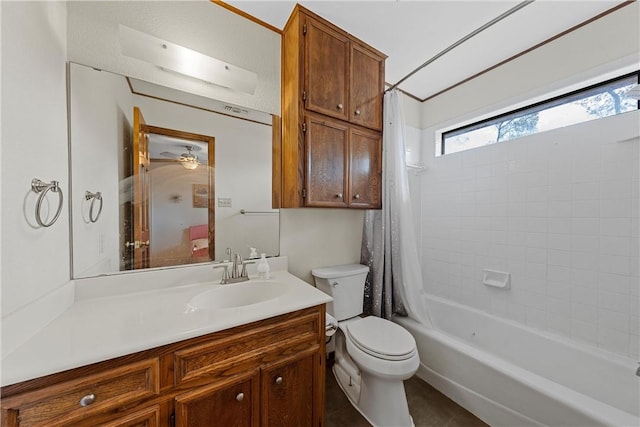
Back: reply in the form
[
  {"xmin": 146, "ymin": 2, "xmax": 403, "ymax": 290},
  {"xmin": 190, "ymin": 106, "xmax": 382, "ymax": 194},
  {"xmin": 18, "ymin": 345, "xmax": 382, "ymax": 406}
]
[
  {"xmin": 1, "ymin": 358, "xmax": 160, "ymax": 427},
  {"xmin": 175, "ymin": 311, "xmax": 320, "ymax": 386}
]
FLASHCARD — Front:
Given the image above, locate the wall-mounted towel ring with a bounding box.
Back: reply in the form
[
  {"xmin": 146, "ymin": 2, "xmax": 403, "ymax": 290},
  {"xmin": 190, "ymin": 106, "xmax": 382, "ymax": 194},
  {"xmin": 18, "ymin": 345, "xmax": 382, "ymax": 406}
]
[
  {"xmin": 31, "ymin": 178, "xmax": 64, "ymax": 227},
  {"xmin": 85, "ymin": 191, "xmax": 103, "ymax": 223}
]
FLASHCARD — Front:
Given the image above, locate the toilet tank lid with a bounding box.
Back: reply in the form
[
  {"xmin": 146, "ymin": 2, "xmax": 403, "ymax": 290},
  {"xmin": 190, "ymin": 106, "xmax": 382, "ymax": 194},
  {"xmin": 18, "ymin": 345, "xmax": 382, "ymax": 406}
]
[{"xmin": 311, "ymin": 264, "xmax": 369, "ymax": 279}]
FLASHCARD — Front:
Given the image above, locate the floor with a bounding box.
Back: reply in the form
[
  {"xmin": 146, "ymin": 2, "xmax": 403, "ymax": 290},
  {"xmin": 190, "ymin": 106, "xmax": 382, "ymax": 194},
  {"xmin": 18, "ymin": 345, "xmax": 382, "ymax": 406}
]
[{"xmin": 325, "ymin": 369, "xmax": 488, "ymax": 427}]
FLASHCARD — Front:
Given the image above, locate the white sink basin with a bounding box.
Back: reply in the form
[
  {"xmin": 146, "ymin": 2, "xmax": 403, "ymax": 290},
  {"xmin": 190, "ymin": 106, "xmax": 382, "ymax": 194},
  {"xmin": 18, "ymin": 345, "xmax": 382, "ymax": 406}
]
[{"xmin": 187, "ymin": 280, "xmax": 291, "ymax": 310}]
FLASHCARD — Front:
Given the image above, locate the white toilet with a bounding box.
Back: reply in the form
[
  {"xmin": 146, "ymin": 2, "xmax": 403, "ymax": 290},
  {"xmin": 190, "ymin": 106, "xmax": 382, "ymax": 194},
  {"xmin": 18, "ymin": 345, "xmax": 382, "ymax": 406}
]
[{"xmin": 312, "ymin": 264, "xmax": 419, "ymax": 427}]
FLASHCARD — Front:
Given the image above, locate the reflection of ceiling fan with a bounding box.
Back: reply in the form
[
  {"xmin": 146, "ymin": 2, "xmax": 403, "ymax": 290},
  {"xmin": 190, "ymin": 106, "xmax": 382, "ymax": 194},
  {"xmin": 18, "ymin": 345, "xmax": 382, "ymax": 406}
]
[{"xmin": 160, "ymin": 145, "xmax": 200, "ymax": 170}]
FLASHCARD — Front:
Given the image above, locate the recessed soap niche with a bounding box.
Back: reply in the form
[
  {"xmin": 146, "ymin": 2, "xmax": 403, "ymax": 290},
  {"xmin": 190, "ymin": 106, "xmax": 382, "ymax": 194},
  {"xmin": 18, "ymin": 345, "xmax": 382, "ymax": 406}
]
[{"xmin": 483, "ymin": 269, "xmax": 511, "ymax": 289}]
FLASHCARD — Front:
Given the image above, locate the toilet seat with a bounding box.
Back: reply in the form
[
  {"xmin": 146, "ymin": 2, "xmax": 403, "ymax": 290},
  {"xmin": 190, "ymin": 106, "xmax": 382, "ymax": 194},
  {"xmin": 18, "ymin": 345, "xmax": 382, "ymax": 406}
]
[{"xmin": 346, "ymin": 317, "xmax": 417, "ymax": 361}]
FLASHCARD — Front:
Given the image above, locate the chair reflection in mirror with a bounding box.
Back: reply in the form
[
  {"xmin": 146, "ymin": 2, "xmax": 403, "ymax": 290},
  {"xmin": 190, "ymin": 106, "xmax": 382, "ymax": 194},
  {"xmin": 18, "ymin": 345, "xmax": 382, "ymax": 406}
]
[{"xmin": 190, "ymin": 224, "xmax": 209, "ymax": 261}]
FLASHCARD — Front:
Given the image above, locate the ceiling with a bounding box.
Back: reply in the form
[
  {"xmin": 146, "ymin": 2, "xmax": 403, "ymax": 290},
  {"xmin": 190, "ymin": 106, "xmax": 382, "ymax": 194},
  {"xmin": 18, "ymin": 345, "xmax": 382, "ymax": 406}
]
[
  {"xmin": 148, "ymin": 134, "xmax": 209, "ymax": 165},
  {"xmin": 225, "ymin": 0, "xmax": 626, "ymax": 101}
]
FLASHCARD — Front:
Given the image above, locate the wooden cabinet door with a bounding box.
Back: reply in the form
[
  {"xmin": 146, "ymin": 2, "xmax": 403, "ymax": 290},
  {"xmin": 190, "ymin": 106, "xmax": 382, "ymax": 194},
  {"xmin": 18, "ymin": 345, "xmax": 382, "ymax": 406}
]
[
  {"xmin": 305, "ymin": 115, "xmax": 348, "ymax": 207},
  {"xmin": 349, "ymin": 127, "xmax": 382, "ymax": 208},
  {"xmin": 261, "ymin": 352, "xmax": 316, "ymax": 427},
  {"xmin": 174, "ymin": 372, "xmax": 259, "ymax": 427},
  {"xmin": 101, "ymin": 405, "xmax": 161, "ymax": 427},
  {"xmin": 304, "ymin": 16, "xmax": 350, "ymax": 122},
  {"xmin": 350, "ymin": 43, "xmax": 384, "ymax": 130}
]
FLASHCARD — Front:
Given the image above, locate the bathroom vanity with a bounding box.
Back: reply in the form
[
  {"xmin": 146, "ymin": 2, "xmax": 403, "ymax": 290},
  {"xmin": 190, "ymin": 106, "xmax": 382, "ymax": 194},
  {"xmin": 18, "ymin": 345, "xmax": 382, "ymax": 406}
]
[{"xmin": 1, "ymin": 270, "xmax": 331, "ymax": 427}]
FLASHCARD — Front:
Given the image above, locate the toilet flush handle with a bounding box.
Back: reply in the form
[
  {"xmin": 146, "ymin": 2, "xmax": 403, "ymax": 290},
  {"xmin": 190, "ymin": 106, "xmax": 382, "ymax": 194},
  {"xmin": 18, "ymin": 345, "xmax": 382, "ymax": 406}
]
[{"xmin": 330, "ymin": 282, "xmax": 338, "ymax": 287}]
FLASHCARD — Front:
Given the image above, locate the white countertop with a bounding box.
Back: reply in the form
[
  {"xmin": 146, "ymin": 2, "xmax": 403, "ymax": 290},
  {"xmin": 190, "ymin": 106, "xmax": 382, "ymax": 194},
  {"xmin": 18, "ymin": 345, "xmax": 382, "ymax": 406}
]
[{"xmin": 1, "ymin": 270, "xmax": 331, "ymax": 386}]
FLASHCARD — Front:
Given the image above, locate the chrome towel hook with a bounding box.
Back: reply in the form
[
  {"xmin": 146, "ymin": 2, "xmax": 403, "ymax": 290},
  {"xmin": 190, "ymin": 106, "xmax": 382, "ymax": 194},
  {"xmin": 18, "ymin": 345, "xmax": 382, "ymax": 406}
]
[
  {"xmin": 31, "ymin": 178, "xmax": 64, "ymax": 227},
  {"xmin": 85, "ymin": 191, "xmax": 103, "ymax": 223}
]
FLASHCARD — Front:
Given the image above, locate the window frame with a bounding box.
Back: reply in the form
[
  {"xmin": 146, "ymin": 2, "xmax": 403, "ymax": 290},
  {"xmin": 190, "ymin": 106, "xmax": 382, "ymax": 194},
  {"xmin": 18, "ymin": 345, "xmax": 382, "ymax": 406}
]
[{"xmin": 440, "ymin": 70, "xmax": 640, "ymax": 156}]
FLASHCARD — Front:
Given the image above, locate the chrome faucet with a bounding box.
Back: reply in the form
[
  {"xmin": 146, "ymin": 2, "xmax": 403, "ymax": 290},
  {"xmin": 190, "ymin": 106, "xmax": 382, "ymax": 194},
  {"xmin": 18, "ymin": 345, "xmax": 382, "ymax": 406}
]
[
  {"xmin": 212, "ymin": 262, "xmax": 231, "ymax": 284},
  {"xmin": 214, "ymin": 253, "xmax": 256, "ymax": 284},
  {"xmin": 231, "ymin": 253, "xmax": 243, "ymax": 279}
]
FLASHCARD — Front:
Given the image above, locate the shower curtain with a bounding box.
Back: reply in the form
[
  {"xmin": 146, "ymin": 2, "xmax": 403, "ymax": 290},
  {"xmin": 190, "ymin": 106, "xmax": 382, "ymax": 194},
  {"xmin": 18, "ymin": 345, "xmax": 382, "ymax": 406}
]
[{"xmin": 361, "ymin": 89, "xmax": 432, "ymax": 326}]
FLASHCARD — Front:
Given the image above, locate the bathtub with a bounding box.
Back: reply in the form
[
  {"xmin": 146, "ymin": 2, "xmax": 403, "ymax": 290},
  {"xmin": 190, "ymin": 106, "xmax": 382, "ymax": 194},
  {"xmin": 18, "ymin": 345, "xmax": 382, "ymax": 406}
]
[{"xmin": 394, "ymin": 295, "xmax": 639, "ymax": 427}]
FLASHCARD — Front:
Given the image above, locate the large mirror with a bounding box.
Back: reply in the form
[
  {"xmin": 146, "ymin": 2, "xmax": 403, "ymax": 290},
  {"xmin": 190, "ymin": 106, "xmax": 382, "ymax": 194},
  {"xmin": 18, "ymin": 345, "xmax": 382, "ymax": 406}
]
[{"xmin": 70, "ymin": 62, "xmax": 279, "ymax": 279}]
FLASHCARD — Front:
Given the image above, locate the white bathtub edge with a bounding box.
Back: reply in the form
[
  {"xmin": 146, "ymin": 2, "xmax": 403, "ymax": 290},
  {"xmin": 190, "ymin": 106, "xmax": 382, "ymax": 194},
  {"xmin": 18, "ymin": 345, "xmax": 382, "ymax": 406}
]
[
  {"xmin": 397, "ymin": 312, "xmax": 640, "ymax": 427},
  {"xmin": 415, "ymin": 363, "xmax": 544, "ymax": 427}
]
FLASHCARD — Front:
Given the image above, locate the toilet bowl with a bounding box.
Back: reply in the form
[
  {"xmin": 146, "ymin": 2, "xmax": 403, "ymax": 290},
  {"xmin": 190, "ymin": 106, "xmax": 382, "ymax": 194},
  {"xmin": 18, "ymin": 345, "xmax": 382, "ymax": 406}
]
[{"xmin": 312, "ymin": 264, "xmax": 419, "ymax": 427}]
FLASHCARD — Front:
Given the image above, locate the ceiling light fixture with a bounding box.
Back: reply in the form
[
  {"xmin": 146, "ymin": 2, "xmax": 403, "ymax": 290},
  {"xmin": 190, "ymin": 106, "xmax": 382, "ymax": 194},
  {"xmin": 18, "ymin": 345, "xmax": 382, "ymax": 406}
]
[
  {"xmin": 180, "ymin": 146, "xmax": 199, "ymax": 170},
  {"xmin": 119, "ymin": 25, "xmax": 257, "ymax": 95},
  {"xmin": 181, "ymin": 159, "xmax": 199, "ymax": 170}
]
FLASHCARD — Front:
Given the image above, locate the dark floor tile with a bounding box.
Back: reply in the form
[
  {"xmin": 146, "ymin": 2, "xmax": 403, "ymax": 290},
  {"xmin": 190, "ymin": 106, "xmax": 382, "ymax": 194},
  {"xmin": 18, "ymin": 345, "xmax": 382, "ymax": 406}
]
[
  {"xmin": 445, "ymin": 411, "xmax": 489, "ymax": 427},
  {"xmin": 326, "ymin": 406, "xmax": 372, "ymax": 427},
  {"xmin": 325, "ymin": 370, "xmax": 488, "ymax": 427}
]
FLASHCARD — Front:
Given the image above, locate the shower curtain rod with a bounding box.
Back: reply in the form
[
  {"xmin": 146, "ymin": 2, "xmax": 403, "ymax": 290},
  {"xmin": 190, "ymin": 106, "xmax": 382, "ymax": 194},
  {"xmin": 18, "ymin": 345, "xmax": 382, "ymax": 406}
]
[{"xmin": 385, "ymin": 0, "xmax": 535, "ymax": 94}]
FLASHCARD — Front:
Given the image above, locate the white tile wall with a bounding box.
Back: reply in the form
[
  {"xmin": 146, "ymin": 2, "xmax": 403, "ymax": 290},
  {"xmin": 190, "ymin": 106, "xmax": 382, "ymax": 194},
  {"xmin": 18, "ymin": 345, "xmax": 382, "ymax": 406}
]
[{"xmin": 419, "ymin": 111, "xmax": 640, "ymax": 359}]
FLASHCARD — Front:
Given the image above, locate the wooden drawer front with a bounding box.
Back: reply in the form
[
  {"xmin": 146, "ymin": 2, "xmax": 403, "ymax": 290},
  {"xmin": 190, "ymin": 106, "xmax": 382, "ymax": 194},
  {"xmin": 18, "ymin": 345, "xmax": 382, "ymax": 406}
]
[
  {"xmin": 2, "ymin": 358, "xmax": 160, "ymax": 427},
  {"xmin": 175, "ymin": 312, "xmax": 320, "ymax": 386}
]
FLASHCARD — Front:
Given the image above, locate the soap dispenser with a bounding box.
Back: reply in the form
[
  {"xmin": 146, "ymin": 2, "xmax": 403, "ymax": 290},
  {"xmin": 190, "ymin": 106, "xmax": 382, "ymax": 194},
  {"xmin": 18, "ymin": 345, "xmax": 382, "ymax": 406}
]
[
  {"xmin": 249, "ymin": 246, "xmax": 258, "ymax": 259},
  {"xmin": 257, "ymin": 253, "xmax": 270, "ymax": 280}
]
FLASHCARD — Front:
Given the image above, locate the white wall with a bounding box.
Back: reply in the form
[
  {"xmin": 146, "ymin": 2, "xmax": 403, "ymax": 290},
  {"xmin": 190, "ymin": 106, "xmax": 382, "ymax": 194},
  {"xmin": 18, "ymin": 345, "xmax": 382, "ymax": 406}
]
[
  {"xmin": 1, "ymin": 2, "xmax": 74, "ymax": 356},
  {"xmin": 280, "ymin": 209, "xmax": 364, "ymax": 284},
  {"xmin": 416, "ymin": 4, "xmax": 639, "ymax": 359}
]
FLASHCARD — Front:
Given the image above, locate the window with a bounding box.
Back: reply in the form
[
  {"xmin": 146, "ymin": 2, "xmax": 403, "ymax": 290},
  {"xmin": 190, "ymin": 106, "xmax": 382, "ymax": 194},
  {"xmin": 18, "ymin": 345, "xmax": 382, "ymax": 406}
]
[{"xmin": 440, "ymin": 71, "xmax": 639, "ymax": 156}]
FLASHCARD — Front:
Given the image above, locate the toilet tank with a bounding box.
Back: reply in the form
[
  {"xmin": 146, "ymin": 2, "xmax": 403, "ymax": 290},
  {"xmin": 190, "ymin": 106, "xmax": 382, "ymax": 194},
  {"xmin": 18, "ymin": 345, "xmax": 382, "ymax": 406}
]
[{"xmin": 311, "ymin": 264, "xmax": 370, "ymax": 321}]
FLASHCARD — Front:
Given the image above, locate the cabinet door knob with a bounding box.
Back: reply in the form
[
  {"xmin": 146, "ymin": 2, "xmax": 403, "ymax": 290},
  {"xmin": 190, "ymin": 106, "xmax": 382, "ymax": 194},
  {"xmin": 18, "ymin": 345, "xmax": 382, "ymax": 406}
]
[
  {"xmin": 79, "ymin": 393, "xmax": 96, "ymax": 407},
  {"xmin": 354, "ymin": 109, "xmax": 361, "ymax": 116},
  {"xmin": 236, "ymin": 392, "xmax": 245, "ymax": 402},
  {"xmin": 337, "ymin": 103, "xmax": 343, "ymax": 111},
  {"xmin": 336, "ymin": 193, "xmax": 343, "ymax": 199},
  {"xmin": 354, "ymin": 194, "xmax": 360, "ymax": 200},
  {"xmin": 275, "ymin": 376, "xmax": 283, "ymax": 385}
]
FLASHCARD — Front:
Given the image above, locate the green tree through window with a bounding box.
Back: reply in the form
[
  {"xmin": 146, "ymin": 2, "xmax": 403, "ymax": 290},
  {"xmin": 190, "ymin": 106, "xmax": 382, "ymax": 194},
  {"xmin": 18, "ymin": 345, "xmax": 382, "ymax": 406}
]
[{"xmin": 495, "ymin": 113, "xmax": 539, "ymax": 142}]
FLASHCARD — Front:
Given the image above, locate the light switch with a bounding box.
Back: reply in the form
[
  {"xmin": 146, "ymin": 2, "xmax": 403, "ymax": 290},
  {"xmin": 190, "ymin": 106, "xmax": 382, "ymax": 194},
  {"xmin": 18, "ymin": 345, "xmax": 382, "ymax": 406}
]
[{"xmin": 218, "ymin": 197, "xmax": 232, "ymax": 207}]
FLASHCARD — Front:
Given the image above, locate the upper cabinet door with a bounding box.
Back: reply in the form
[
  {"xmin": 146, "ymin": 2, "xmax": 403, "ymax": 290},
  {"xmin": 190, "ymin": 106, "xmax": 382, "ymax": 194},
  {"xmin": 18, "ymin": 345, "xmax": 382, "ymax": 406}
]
[
  {"xmin": 304, "ymin": 17, "xmax": 350, "ymax": 122},
  {"xmin": 350, "ymin": 43, "xmax": 385, "ymax": 130},
  {"xmin": 349, "ymin": 127, "xmax": 382, "ymax": 209},
  {"xmin": 304, "ymin": 114, "xmax": 349, "ymax": 208}
]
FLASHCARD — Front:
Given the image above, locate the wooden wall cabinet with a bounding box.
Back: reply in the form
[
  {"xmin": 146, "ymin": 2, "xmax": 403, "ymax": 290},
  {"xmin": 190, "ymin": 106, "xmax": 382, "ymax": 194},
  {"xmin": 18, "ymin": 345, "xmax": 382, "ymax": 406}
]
[
  {"xmin": 304, "ymin": 114, "xmax": 381, "ymax": 208},
  {"xmin": 276, "ymin": 5, "xmax": 385, "ymax": 209},
  {"xmin": 1, "ymin": 306, "xmax": 326, "ymax": 427}
]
